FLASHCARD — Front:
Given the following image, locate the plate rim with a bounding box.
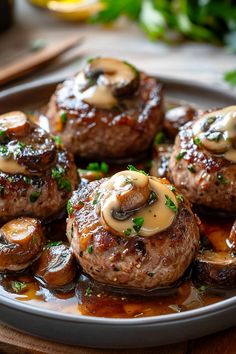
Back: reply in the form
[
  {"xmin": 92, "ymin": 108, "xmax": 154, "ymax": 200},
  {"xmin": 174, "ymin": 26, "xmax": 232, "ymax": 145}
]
[{"xmin": 0, "ymin": 76, "xmax": 236, "ymax": 326}]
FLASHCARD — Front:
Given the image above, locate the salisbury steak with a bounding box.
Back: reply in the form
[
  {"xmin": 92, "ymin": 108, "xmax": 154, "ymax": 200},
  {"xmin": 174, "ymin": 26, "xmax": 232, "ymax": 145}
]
[
  {"xmin": 168, "ymin": 106, "xmax": 236, "ymax": 213},
  {"xmin": 0, "ymin": 111, "xmax": 78, "ymax": 222},
  {"xmin": 47, "ymin": 57, "xmax": 164, "ymax": 160},
  {"xmin": 67, "ymin": 170, "xmax": 199, "ymax": 290}
]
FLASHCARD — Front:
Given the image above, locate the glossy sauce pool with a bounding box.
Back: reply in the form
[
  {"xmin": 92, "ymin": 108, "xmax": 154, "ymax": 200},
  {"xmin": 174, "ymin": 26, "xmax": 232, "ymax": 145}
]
[{"xmin": 0, "ymin": 214, "xmax": 235, "ymax": 318}]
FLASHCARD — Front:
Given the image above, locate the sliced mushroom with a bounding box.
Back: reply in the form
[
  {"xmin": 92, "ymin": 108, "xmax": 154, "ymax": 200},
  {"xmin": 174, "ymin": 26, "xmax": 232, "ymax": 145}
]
[
  {"xmin": 16, "ymin": 127, "xmax": 57, "ymax": 172},
  {"xmin": 100, "ymin": 171, "xmax": 178, "ymax": 237},
  {"xmin": 34, "ymin": 243, "xmax": 76, "ymax": 288},
  {"xmin": 85, "ymin": 57, "xmax": 140, "ymax": 97},
  {"xmin": 0, "ymin": 111, "xmax": 30, "ymax": 138},
  {"xmin": 194, "ymin": 250, "xmax": 236, "ymax": 287},
  {"xmin": 114, "ymin": 171, "xmax": 151, "ymax": 213},
  {"xmin": 0, "ymin": 217, "xmax": 44, "ymax": 271}
]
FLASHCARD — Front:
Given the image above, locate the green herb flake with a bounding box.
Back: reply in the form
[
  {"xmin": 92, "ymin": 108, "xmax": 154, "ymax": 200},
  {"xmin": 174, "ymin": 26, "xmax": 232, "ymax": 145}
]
[
  {"xmin": 100, "ymin": 162, "xmax": 109, "ymax": 174},
  {"xmin": 193, "ymin": 137, "xmax": 202, "ymax": 146},
  {"xmin": 60, "ymin": 112, "xmax": 68, "ymax": 124},
  {"xmin": 51, "ymin": 165, "xmax": 71, "ymax": 192},
  {"xmin": 169, "ymin": 185, "xmax": 176, "ymax": 192},
  {"xmin": 176, "ymin": 194, "xmax": 184, "ymax": 203},
  {"xmin": 45, "ymin": 241, "xmax": 63, "ymax": 249},
  {"xmin": 87, "ymin": 245, "xmax": 94, "ymax": 254},
  {"xmin": 217, "ymin": 174, "xmax": 229, "ymax": 185},
  {"xmin": 224, "ymin": 70, "xmax": 236, "ymax": 87},
  {"xmin": 92, "ymin": 192, "xmax": 101, "ymax": 205},
  {"xmin": 123, "ymin": 228, "xmax": 132, "ymax": 237},
  {"xmin": 67, "ymin": 200, "xmax": 73, "ymax": 215},
  {"xmin": 11, "ymin": 281, "xmax": 27, "ymax": 293},
  {"xmin": 53, "ymin": 135, "xmax": 62, "ymax": 146},
  {"xmin": 187, "ymin": 164, "xmax": 196, "ymax": 173},
  {"xmin": 154, "ymin": 131, "xmax": 165, "ymax": 145},
  {"xmin": 165, "ymin": 195, "xmax": 177, "ymax": 212},
  {"xmin": 176, "ymin": 150, "xmax": 186, "ymax": 161},
  {"xmin": 85, "ymin": 287, "xmax": 93, "ymax": 296},
  {"xmin": 23, "ymin": 176, "xmax": 31, "ymax": 184},
  {"xmin": 127, "ymin": 164, "xmax": 147, "ymax": 175},
  {"xmin": 197, "ymin": 285, "xmax": 207, "ymax": 295},
  {"xmin": 0, "ymin": 145, "xmax": 8, "ymax": 156},
  {"xmin": 132, "ymin": 217, "xmax": 144, "ymax": 233},
  {"xmin": 29, "ymin": 191, "xmax": 41, "ymax": 203},
  {"xmin": 0, "ymin": 130, "xmax": 5, "ymax": 137}
]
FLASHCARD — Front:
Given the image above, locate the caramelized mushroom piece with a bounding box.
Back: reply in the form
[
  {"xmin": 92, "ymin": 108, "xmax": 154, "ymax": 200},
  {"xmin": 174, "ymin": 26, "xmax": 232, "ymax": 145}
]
[
  {"xmin": 85, "ymin": 57, "xmax": 140, "ymax": 97},
  {"xmin": 0, "ymin": 217, "xmax": 44, "ymax": 271},
  {"xmin": 194, "ymin": 250, "xmax": 236, "ymax": 287},
  {"xmin": 0, "ymin": 111, "xmax": 30, "ymax": 138},
  {"xmin": 34, "ymin": 243, "xmax": 76, "ymax": 288}
]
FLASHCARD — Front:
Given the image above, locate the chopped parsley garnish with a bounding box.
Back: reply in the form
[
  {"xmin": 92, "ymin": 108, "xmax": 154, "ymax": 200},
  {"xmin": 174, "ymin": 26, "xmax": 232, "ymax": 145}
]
[
  {"xmin": 60, "ymin": 112, "xmax": 68, "ymax": 124},
  {"xmin": 87, "ymin": 245, "xmax": 94, "ymax": 254},
  {"xmin": 23, "ymin": 176, "xmax": 31, "ymax": 184},
  {"xmin": 165, "ymin": 195, "xmax": 177, "ymax": 212},
  {"xmin": 67, "ymin": 200, "xmax": 73, "ymax": 215},
  {"xmin": 127, "ymin": 164, "xmax": 147, "ymax": 175},
  {"xmin": 30, "ymin": 191, "xmax": 41, "ymax": 203},
  {"xmin": 45, "ymin": 241, "xmax": 63, "ymax": 248},
  {"xmin": 217, "ymin": 173, "xmax": 229, "ymax": 185},
  {"xmin": 53, "ymin": 135, "xmax": 62, "ymax": 146},
  {"xmin": 132, "ymin": 217, "xmax": 144, "ymax": 233},
  {"xmin": 193, "ymin": 137, "xmax": 202, "ymax": 146},
  {"xmin": 123, "ymin": 228, "xmax": 132, "ymax": 236},
  {"xmin": 11, "ymin": 281, "xmax": 27, "ymax": 293},
  {"xmin": 176, "ymin": 194, "xmax": 184, "ymax": 202},
  {"xmin": 86, "ymin": 161, "xmax": 109, "ymax": 175},
  {"xmin": 154, "ymin": 131, "xmax": 165, "ymax": 145},
  {"xmin": 92, "ymin": 192, "xmax": 101, "ymax": 205},
  {"xmin": 169, "ymin": 185, "xmax": 176, "ymax": 191},
  {"xmin": 0, "ymin": 145, "xmax": 8, "ymax": 156},
  {"xmin": 176, "ymin": 150, "xmax": 186, "ymax": 161},
  {"xmin": 197, "ymin": 285, "xmax": 207, "ymax": 294},
  {"xmin": 51, "ymin": 165, "xmax": 72, "ymax": 192},
  {"xmin": 0, "ymin": 130, "xmax": 5, "ymax": 137},
  {"xmin": 85, "ymin": 287, "xmax": 93, "ymax": 296},
  {"xmin": 187, "ymin": 164, "xmax": 196, "ymax": 173}
]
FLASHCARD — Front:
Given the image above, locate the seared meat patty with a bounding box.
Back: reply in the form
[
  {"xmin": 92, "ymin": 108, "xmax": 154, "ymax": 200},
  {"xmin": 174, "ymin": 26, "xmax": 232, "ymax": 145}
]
[
  {"xmin": 168, "ymin": 111, "xmax": 236, "ymax": 213},
  {"xmin": 47, "ymin": 58, "xmax": 164, "ymax": 160},
  {"xmin": 67, "ymin": 177, "xmax": 199, "ymax": 291},
  {"xmin": 0, "ymin": 111, "xmax": 78, "ymax": 222}
]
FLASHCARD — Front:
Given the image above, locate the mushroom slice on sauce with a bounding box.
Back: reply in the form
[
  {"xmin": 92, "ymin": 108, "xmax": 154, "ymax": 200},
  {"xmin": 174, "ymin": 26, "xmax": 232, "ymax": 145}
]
[
  {"xmin": 34, "ymin": 243, "xmax": 76, "ymax": 288},
  {"xmin": 85, "ymin": 57, "xmax": 140, "ymax": 97},
  {"xmin": 0, "ymin": 217, "xmax": 44, "ymax": 272},
  {"xmin": 194, "ymin": 250, "xmax": 236, "ymax": 287}
]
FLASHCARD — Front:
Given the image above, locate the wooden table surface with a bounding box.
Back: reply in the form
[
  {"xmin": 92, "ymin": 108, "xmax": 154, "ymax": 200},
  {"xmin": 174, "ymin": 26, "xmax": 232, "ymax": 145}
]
[{"xmin": 0, "ymin": 1, "xmax": 236, "ymax": 353}]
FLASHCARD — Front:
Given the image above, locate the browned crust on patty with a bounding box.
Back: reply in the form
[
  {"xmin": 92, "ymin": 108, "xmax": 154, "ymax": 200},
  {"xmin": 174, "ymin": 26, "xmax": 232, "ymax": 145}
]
[{"xmin": 67, "ymin": 179, "xmax": 200, "ymax": 290}]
